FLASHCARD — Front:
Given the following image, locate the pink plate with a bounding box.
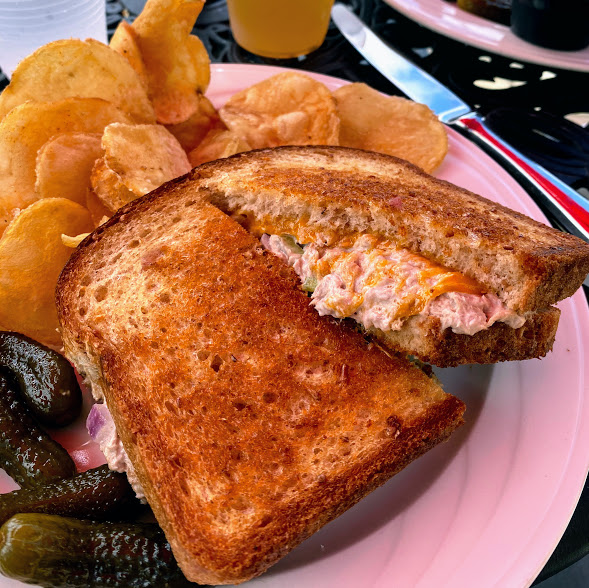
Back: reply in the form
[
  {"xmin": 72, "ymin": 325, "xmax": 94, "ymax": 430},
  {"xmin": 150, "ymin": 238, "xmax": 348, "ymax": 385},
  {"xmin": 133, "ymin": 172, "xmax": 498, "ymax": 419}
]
[
  {"xmin": 1, "ymin": 64, "xmax": 587, "ymax": 588},
  {"xmin": 382, "ymin": 0, "xmax": 589, "ymax": 72}
]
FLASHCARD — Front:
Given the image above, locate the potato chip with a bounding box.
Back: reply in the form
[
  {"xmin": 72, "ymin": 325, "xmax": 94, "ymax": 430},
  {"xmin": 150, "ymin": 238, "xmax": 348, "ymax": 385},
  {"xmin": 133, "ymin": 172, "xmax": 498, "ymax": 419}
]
[
  {"xmin": 91, "ymin": 159, "xmax": 136, "ymax": 213},
  {"xmin": 0, "ymin": 98, "xmax": 132, "ymax": 236},
  {"xmin": 102, "ymin": 123, "xmax": 192, "ymax": 194},
  {"xmin": 132, "ymin": 0, "xmax": 210, "ymax": 124},
  {"xmin": 188, "ymin": 128, "xmax": 250, "ymax": 167},
  {"xmin": 333, "ymin": 83, "xmax": 448, "ymax": 173},
  {"xmin": 219, "ymin": 72, "xmax": 340, "ymax": 150},
  {"xmin": 35, "ymin": 133, "xmax": 103, "ymax": 205},
  {"xmin": 165, "ymin": 93, "xmax": 225, "ymax": 152},
  {"xmin": 86, "ymin": 189, "xmax": 114, "ymax": 226},
  {"xmin": 91, "ymin": 123, "xmax": 192, "ymax": 211},
  {"xmin": 110, "ymin": 20, "xmax": 149, "ymax": 88},
  {"xmin": 61, "ymin": 232, "xmax": 90, "ymax": 248},
  {"xmin": 0, "ymin": 198, "xmax": 93, "ymax": 347},
  {"xmin": 0, "ymin": 39, "xmax": 155, "ymax": 123}
]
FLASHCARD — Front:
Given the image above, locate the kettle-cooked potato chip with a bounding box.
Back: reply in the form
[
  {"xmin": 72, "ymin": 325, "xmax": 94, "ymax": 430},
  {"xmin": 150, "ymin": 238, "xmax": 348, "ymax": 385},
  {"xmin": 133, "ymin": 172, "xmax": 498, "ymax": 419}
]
[
  {"xmin": 102, "ymin": 123, "xmax": 192, "ymax": 195},
  {"xmin": 91, "ymin": 123, "xmax": 192, "ymax": 212},
  {"xmin": 0, "ymin": 198, "xmax": 93, "ymax": 347},
  {"xmin": 35, "ymin": 133, "xmax": 103, "ymax": 205},
  {"xmin": 61, "ymin": 232, "xmax": 91, "ymax": 248},
  {"xmin": 132, "ymin": 0, "xmax": 210, "ymax": 124},
  {"xmin": 0, "ymin": 98, "xmax": 132, "ymax": 236},
  {"xmin": 219, "ymin": 72, "xmax": 340, "ymax": 150},
  {"xmin": 188, "ymin": 128, "xmax": 251, "ymax": 167},
  {"xmin": 0, "ymin": 39, "xmax": 155, "ymax": 123},
  {"xmin": 166, "ymin": 93, "xmax": 225, "ymax": 153},
  {"xmin": 109, "ymin": 20, "xmax": 149, "ymax": 89},
  {"xmin": 333, "ymin": 83, "xmax": 448, "ymax": 173},
  {"xmin": 86, "ymin": 188, "xmax": 115, "ymax": 226},
  {"xmin": 91, "ymin": 158, "xmax": 137, "ymax": 213}
]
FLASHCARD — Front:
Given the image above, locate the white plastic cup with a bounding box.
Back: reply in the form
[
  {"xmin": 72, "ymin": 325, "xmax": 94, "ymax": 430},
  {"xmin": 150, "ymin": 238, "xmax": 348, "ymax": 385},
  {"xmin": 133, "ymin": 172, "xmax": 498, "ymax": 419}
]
[{"xmin": 0, "ymin": 0, "xmax": 107, "ymax": 78}]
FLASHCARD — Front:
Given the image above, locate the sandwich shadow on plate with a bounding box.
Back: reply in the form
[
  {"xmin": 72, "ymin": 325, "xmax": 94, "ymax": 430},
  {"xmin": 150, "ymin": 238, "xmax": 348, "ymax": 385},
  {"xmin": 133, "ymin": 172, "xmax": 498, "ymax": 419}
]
[{"xmin": 270, "ymin": 363, "xmax": 493, "ymax": 574}]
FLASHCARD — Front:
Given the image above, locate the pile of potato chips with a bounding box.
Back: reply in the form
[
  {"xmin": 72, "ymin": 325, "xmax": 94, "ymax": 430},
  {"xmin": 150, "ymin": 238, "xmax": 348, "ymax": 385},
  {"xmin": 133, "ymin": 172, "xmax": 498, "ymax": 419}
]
[{"xmin": 0, "ymin": 0, "xmax": 448, "ymax": 348}]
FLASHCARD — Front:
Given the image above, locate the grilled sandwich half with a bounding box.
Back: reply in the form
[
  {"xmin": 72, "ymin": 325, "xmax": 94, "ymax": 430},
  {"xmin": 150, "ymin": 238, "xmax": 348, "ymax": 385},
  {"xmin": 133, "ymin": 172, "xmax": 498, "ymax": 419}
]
[
  {"xmin": 57, "ymin": 186, "xmax": 465, "ymax": 585},
  {"xmin": 193, "ymin": 146, "xmax": 589, "ymax": 367}
]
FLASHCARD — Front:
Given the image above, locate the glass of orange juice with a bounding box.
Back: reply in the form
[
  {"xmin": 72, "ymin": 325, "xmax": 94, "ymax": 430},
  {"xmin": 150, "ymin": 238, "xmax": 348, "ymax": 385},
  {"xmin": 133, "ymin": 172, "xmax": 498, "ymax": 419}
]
[{"xmin": 226, "ymin": 0, "xmax": 335, "ymax": 59}]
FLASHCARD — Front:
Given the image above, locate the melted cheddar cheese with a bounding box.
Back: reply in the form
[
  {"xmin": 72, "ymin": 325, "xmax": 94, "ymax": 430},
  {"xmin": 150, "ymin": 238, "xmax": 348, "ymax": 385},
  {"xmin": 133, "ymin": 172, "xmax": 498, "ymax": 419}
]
[
  {"xmin": 305, "ymin": 234, "xmax": 481, "ymax": 325},
  {"xmin": 261, "ymin": 233, "xmax": 524, "ymax": 336}
]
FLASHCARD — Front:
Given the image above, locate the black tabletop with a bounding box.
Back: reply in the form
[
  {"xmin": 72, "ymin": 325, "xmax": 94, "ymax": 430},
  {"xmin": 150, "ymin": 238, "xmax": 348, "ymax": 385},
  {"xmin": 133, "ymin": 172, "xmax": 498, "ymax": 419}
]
[{"xmin": 2, "ymin": 0, "xmax": 587, "ymax": 584}]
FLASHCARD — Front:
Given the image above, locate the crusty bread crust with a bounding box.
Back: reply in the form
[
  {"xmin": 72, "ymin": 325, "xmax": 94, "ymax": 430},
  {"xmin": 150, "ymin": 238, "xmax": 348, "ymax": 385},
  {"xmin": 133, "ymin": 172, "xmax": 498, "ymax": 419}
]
[
  {"xmin": 371, "ymin": 306, "xmax": 561, "ymax": 367},
  {"xmin": 192, "ymin": 145, "xmax": 589, "ymax": 314},
  {"xmin": 56, "ymin": 184, "xmax": 465, "ymax": 585}
]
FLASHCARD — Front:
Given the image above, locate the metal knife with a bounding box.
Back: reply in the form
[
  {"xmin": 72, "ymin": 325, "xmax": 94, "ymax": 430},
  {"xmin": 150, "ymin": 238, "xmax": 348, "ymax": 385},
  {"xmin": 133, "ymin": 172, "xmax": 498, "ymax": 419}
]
[{"xmin": 331, "ymin": 3, "xmax": 589, "ymax": 246}]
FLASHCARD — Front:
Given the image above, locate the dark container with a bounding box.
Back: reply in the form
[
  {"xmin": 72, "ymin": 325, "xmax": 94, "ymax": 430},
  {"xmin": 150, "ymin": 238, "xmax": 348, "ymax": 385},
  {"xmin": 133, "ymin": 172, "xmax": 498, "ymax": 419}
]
[
  {"xmin": 511, "ymin": 0, "xmax": 589, "ymax": 51},
  {"xmin": 457, "ymin": 0, "xmax": 512, "ymax": 26}
]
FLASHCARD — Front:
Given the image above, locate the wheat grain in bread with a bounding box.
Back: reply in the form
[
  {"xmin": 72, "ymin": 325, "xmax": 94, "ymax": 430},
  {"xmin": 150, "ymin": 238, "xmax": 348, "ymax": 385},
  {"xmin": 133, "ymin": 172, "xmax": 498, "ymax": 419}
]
[
  {"xmin": 56, "ymin": 183, "xmax": 465, "ymax": 585},
  {"xmin": 188, "ymin": 145, "xmax": 589, "ymax": 366}
]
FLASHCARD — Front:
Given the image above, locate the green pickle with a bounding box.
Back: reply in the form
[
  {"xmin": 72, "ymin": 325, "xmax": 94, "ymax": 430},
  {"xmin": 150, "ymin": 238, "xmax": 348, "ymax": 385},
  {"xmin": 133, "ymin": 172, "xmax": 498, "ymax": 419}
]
[
  {"xmin": 302, "ymin": 276, "xmax": 317, "ymax": 292},
  {"xmin": 0, "ymin": 513, "xmax": 194, "ymax": 587},
  {"xmin": 279, "ymin": 234, "xmax": 303, "ymax": 255},
  {"xmin": 0, "ymin": 331, "xmax": 82, "ymax": 427},
  {"xmin": 0, "ymin": 464, "xmax": 139, "ymax": 526},
  {"xmin": 0, "ymin": 372, "xmax": 76, "ymax": 488},
  {"xmin": 0, "ymin": 333, "xmax": 191, "ymax": 586}
]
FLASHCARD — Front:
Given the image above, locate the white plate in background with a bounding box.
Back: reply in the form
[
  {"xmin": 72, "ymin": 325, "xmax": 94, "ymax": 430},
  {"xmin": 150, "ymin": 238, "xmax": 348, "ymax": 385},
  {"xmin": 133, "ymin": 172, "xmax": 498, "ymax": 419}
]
[{"xmin": 382, "ymin": 0, "xmax": 589, "ymax": 71}]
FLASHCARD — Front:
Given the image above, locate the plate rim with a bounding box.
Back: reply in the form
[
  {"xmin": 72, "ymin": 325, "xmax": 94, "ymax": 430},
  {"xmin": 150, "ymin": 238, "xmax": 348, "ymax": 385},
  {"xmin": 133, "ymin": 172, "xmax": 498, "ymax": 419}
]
[{"xmin": 381, "ymin": 0, "xmax": 589, "ymax": 72}]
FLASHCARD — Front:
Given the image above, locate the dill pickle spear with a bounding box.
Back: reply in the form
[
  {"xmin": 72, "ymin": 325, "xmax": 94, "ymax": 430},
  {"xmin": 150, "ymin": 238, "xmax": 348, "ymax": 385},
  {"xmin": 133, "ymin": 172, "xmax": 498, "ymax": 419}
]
[
  {"xmin": 0, "ymin": 372, "xmax": 76, "ymax": 488},
  {"xmin": 0, "ymin": 331, "xmax": 82, "ymax": 427},
  {"xmin": 0, "ymin": 513, "xmax": 194, "ymax": 587},
  {"xmin": 0, "ymin": 464, "xmax": 140, "ymax": 527}
]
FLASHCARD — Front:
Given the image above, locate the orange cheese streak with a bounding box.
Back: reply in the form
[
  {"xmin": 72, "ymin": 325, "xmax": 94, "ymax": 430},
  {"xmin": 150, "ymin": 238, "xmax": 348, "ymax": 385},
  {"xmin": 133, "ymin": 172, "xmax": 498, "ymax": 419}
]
[
  {"xmin": 309, "ymin": 235, "xmax": 483, "ymax": 320},
  {"xmin": 244, "ymin": 214, "xmax": 345, "ymax": 246},
  {"xmin": 246, "ymin": 213, "xmax": 482, "ymax": 321}
]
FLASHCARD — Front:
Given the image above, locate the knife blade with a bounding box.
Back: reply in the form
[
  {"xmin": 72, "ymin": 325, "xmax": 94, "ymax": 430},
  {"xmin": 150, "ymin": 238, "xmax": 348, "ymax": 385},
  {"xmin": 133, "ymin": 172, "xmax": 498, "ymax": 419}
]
[{"xmin": 331, "ymin": 3, "xmax": 589, "ymax": 250}]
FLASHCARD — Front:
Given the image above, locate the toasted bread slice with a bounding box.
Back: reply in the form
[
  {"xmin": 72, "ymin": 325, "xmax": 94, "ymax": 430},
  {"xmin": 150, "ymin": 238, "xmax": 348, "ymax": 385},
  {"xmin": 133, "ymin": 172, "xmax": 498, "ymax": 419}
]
[
  {"xmin": 57, "ymin": 186, "xmax": 465, "ymax": 585},
  {"xmin": 373, "ymin": 307, "xmax": 561, "ymax": 367},
  {"xmin": 189, "ymin": 146, "xmax": 589, "ymax": 365}
]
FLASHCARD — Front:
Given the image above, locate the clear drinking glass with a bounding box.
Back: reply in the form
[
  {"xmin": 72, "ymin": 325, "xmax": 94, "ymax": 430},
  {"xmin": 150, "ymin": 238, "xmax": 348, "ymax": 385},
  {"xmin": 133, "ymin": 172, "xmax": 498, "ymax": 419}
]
[
  {"xmin": 226, "ymin": 0, "xmax": 335, "ymax": 59},
  {"xmin": 0, "ymin": 0, "xmax": 107, "ymax": 78}
]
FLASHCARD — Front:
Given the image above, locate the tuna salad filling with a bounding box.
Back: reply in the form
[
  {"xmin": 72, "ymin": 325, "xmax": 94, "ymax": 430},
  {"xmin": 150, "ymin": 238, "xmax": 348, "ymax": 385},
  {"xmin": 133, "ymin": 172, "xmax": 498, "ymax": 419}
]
[
  {"xmin": 87, "ymin": 403, "xmax": 145, "ymax": 501},
  {"xmin": 261, "ymin": 233, "xmax": 525, "ymax": 336}
]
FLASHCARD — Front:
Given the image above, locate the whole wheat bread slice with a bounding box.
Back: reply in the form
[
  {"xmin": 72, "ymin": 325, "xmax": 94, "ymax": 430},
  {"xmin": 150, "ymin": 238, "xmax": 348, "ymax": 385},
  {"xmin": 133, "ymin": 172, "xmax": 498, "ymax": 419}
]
[
  {"xmin": 187, "ymin": 146, "xmax": 589, "ymax": 365},
  {"xmin": 372, "ymin": 307, "xmax": 561, "ymax": 367},
  {"xmin": 56, "ymin": 183, "xmax": 465, "ymax": 585}
]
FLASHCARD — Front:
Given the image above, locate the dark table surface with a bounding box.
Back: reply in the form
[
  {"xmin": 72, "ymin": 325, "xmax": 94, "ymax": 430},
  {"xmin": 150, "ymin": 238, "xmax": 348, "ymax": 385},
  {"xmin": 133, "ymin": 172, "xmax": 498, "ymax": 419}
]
[{"xmin": 2, "ymin": 0, "xmax": 587, "ymax": 585}]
